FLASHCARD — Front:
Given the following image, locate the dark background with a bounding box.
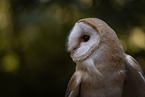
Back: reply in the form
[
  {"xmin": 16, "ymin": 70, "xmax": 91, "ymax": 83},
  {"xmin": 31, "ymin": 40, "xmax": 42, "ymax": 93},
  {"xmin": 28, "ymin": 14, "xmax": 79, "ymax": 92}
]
[{"xmin": 0, "ymin": 0, "xmax": 145, "ymax": 97}]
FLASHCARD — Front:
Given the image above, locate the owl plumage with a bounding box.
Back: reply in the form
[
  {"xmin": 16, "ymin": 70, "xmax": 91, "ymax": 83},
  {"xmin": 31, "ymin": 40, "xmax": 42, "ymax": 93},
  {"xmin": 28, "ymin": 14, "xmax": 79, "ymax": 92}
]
[{"xmin": 65, "ymin": 18, "xmax": 145, "ymax": 97}]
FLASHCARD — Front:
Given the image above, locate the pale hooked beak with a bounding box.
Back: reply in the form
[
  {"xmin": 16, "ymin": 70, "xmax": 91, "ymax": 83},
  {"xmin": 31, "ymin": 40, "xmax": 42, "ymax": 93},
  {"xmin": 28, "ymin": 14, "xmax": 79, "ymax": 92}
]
[{"xmin": 71, "ymin": 48, "xmax": 76, "ymax": 55}]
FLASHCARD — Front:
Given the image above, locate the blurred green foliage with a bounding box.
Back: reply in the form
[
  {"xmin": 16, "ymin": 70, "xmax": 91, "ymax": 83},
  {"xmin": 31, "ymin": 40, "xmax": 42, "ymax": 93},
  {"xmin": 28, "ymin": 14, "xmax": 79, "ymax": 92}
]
[{"xmin": 0, "ymin": 0, "xmax": 145, "ymax": 97}]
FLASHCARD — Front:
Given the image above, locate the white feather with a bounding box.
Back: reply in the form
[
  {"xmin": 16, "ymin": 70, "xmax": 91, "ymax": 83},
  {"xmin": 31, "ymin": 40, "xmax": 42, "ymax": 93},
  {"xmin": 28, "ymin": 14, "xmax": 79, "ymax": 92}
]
[
  {"xmin": 67, "ymin": 23, "xmax": 82, "ymax": 51},
  {"xmin": 67, "ymin": 22, "xmax": 100, "ymax": 61}
]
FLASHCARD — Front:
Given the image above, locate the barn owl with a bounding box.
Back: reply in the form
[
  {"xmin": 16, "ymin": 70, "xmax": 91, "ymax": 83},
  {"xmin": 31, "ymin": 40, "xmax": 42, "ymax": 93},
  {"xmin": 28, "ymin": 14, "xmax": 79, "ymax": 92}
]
[{"xmin": 65, "ymin": 18, "xmax": 145, "ymax": 97}]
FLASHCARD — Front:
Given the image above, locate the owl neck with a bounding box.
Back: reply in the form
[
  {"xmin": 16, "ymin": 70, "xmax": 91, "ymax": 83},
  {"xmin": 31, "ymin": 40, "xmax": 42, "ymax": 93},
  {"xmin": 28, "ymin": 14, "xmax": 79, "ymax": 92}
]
[{"xmin": 76, "ymin": 52, "xmax": 125, "ymax": 74}]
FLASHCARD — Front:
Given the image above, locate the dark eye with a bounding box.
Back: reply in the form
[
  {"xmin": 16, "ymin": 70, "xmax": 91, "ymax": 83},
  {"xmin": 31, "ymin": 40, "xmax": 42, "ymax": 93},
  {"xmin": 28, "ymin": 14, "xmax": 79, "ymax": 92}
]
[{"xmin": 82, "ymin": 35, "xmax": 90, "ymax": 42}]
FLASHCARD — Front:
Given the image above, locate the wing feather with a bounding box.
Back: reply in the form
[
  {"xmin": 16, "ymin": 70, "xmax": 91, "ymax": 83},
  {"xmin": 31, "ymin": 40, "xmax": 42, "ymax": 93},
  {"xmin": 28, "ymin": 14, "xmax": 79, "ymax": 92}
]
[
  {"xmin": 122, "ymin": 54, "xmax": 145, "ymax": 97},
  {"xmin": 65, "ymin": 71, "xmax": 82, "ymax": 97}
]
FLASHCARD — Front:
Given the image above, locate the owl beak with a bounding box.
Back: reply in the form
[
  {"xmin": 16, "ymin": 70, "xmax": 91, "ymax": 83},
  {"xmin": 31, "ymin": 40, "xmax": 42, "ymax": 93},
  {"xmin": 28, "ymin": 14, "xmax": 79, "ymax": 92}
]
[
  {"xmin": 71, "ymin": 48, "xmax": 76, "ymax": 55},
  {"xmin": 71, "ymin": 49, "xmax": 74, "ymax": 55}
]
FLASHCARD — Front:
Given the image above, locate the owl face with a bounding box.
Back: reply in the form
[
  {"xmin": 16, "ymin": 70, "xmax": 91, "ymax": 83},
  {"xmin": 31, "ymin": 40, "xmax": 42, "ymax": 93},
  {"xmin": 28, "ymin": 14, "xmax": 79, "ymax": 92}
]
[
  {"xmin": 67, "ymin": 18, "xmax": 124, "ymax": 62},
  {"xmin": 67, "ymin": 22, "xmax": 100, "ymax": 62}
]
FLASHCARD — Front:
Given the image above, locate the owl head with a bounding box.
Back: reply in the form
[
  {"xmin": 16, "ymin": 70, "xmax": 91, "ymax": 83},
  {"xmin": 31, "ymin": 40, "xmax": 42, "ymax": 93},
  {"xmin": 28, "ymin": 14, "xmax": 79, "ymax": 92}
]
[{"xmin": 67, "ymin": 18, "xmax": 124, "ymax": 62}]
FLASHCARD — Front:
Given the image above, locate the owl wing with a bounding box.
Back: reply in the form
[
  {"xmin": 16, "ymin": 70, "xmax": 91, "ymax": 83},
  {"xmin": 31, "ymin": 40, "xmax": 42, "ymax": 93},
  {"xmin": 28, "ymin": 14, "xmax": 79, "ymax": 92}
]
[
  {"xmin": 65, "ymin": 72, "xmax": 82, "ymax": 97},
  {"xmin": 122, "ymin": 54, "xmax": 145, "ymax": 97}
]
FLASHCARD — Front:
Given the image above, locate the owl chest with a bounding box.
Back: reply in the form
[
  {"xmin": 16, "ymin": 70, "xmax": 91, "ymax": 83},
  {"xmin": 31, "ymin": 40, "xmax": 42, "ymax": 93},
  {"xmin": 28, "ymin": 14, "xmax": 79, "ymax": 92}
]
[{"xmin": 80, "ymin": 72, "xmax": 123, "ymax": 97}]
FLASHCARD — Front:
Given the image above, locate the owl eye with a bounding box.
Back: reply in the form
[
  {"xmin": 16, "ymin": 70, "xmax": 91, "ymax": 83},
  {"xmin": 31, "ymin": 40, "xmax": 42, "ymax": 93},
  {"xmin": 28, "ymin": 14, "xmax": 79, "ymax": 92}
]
[{"xmin": 82, "ymin": 35, "xmax": 90, "ymax": 42}]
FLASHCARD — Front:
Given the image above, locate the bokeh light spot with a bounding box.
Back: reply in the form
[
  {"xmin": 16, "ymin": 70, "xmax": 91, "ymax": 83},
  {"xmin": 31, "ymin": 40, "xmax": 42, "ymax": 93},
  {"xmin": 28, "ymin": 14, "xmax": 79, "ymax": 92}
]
[
  {"xmin": 1, "ymin": 52, "xmax": 20, "ymax": 73},
  {"xmin": 129, "ymin": 27, "xmax": 145, "ymax": 49}
]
